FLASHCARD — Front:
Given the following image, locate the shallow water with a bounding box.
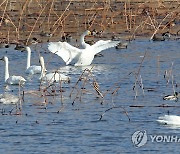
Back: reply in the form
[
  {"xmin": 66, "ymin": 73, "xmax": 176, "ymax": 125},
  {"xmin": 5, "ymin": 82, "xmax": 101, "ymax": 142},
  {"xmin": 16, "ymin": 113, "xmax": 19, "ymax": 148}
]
[{"xmin": 0, "ymin": 39, "xmax": 179, "ymax": 153}]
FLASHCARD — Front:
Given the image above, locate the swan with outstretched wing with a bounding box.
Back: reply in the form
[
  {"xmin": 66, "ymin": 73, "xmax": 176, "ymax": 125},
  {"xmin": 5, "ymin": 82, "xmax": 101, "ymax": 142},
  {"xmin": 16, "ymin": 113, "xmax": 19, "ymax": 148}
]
[{"xmin": 48, "ymin": 31, "xmax": 120, "ymax": 66}]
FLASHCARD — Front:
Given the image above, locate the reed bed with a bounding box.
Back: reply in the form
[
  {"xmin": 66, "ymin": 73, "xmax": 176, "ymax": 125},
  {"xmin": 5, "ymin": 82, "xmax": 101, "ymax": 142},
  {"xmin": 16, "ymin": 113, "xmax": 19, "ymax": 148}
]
[{"xmin": 0, "ymin": 0, "xmax": 179, "ymax": 44}]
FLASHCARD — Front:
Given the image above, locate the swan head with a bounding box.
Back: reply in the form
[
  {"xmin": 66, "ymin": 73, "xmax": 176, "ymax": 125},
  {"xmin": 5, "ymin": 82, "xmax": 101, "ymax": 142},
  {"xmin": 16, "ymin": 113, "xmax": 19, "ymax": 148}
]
[
  {"xmin": 25, "ymin": 46, "xmax": 31, "ymax": 52},
  {"xmin": 84, "ymin": 30, "xmax": 91, "ymax": 36}
]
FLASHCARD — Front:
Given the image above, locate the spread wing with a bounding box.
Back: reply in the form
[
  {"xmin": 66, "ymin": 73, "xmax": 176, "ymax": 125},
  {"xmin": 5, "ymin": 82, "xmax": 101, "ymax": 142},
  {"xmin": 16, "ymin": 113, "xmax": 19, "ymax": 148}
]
[
  {"xmin": 91, "ymin": 40, "xmax": 120, "ymax": 55},
  {"xmin": 48, "ymin": 42, "xmax": 81, "ymax": 65}
]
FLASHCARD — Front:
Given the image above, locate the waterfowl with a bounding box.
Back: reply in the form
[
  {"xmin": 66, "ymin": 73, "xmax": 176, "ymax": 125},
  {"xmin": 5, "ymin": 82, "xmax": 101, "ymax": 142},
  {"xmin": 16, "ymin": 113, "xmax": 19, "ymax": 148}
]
[
  {"xmin": 25, "ymin": 47, "xmax": 41, "ymax": 75},
  {"xmin": 152, "ymin": 34, "xmax": 165, "ymax": 41},
  {"xmin": 48, "ymin": 31, "xmax": 120, "ymax": 66},
  {"xmin": 115, "ymin": 42, "xmax": 128, "ymax": 49},
  {"xmin": 0, "ymin": 93, "xmax": 19, "ymax": 104},
  {"xmin": 62, "ymin": 33, "xmax": 72, "ymax": 42},
  {"xmin": 39, "ymin": 56, "xmax": 70, "ymax": 83},
  {"xmin": 0, "ymin": 56, "xmax": 26, "ymax": 85},
  {"xmin": 14, "ymin": 44, "xmax": 26, "ymax": 51},
  {"xmin": 0, "ymin": 43, "xmax": 9, "ymax": 48},
  {"xmin": 157, "ymin": 115, "xmax": 180, "ymax": 125},
  {"xmin": 163, "ymin": 92, "xmax": 179, "ymax": 101},
  {"xmin": 40, "ymin": 31, "xmax": 52, "ymax": 37}
]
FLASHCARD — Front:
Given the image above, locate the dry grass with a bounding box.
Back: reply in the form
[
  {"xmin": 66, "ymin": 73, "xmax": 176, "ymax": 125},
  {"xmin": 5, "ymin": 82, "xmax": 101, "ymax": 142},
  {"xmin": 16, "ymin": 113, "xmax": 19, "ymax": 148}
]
[{"xmin": 0, "ymin": 0, "xmax": 179, "ymax": 44}]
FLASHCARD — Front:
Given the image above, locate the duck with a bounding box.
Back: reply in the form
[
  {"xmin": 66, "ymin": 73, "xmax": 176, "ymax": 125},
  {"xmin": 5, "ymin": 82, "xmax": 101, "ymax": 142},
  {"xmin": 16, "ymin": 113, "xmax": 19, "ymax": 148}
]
[
  {"xmin": 0, "ymin": 56, "xmax": 26, "ymax": 85},
  {"xmin": 152, "ymin": 34, "xmax": 165, "ymax": 41},
  {"xmin": 163, "ymin": 92, "xmax": 179, "ymax": 101},
  {"xmin": 48, "ymin": 31, "xmax": 120, "ymax": 66},
  {"xmin": 0, "ymin": 43, "xmax": 9, "ymax": 48},
  {"xmin": 14, "ymin": 44, "xmax": 26, "ymax": 51},
  {"xmin": 0, "ymin": 93, "xmax": 19, "ymax": 104},
  {"xmin": 25, "ymin": 46, "xmax": 42, "ymax": 75},
  {"xmin": 61, "ymin": 33, "xmax": 72, "ymax": 42},
  {"xmin": 115, "ymin": 42, "xmax": 128, "ymax": 49},
  {"xmin": 40, "ymin": 31, "xmax": 52, "ymax": 37},
  {"xmin": 157, "ymin": 115, "xmax": 180, "ymax": 125},
  {"xmin": 39, "ymin": 56, "xmax": 70, "ymax": 83}
]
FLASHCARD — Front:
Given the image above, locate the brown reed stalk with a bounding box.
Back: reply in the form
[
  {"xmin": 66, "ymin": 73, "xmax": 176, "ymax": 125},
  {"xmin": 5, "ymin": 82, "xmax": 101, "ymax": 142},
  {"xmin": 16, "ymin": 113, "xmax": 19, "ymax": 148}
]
[
  {"xmin": 51, "ymin": 1, "xmax": 72, "ymax": 32},
  {"xmin": 47, "ymin": 0, "xmax": 55, "ymax": 31},
  {"xmin": 26, "ymin": 1, "xmax": 49, "ymax": 45},
  {"xmin": 17, "ymin": 0, "xmax": 29, "ymax": 40},
  {"xmin": 98, "ymin": 106, "xmax": 130, "ymax": 121},
  {"xmin": 150, "ymin": 13, "xmax": 172, "ymax": 40},
  {"xmin": 0, "ymin": 0, "xmax": 8, "ymax": 26},
  {"xmin": 124, "ymin": 2, "xmax": 129, "ymax": 31}
]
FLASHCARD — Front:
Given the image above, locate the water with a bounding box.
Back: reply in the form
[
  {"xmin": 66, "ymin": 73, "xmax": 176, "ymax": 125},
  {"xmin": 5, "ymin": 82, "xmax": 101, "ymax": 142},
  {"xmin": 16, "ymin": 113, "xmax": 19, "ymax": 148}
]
[{"xmin": 0, "ymin": 39, "xmax": 179, "ymax": 153}]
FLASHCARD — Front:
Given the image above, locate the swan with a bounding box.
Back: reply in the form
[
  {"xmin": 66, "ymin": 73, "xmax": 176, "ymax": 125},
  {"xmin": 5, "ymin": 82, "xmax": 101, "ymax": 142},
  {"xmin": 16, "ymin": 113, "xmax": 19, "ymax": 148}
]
[
  {"xmin": 0, "ymin": 93, "xmax": 19, "ymax": 104},
  {"xmin": 39, "ymin": 56, "xmax": 70, "ymax": 83},
  {"xmin": 25, "ymin": 46, "xmax": 42, "ymax": 75},
  {"xmin": 157, "ymin": 115, "xmax": 180, "ymax": 125},
  {"xmin": 0, "ymin": 56, "xmax": 26, "ymax": 85},
  {"xmin": 48, "ymin": 31, "xmax": 120, "ymax": 66}
]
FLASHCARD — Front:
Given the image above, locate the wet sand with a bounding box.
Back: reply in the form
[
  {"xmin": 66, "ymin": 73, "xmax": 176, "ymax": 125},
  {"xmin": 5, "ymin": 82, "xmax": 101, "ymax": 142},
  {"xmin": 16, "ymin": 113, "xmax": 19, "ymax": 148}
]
[{"xmin": 0, "ymin": 0, "xmax": 179, "ymax": 44}]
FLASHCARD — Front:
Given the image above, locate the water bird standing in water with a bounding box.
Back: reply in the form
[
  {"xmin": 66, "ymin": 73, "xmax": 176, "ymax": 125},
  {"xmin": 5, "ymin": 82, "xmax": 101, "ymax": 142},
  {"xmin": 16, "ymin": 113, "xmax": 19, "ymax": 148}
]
[
  {"xmin": 39, "ymin": 56, "xmax": 70, "ymax": 83},
  {"xmin": 0, "ymin": 56, "xmax": 26, "ymax": 85},
  {"xmin": 25, "ymin": 46, "xmax": 42, "ymax": 75},
  {"xmin": 48, "ymin": 30, "xmax": 120, "ymax": 66}
]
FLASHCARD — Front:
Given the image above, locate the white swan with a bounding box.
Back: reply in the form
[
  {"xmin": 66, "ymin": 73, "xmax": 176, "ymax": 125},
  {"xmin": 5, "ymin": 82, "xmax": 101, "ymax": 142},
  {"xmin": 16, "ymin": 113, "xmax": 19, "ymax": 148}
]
[
  {"xmin": 0, "ymin": 56, "xmax": 26, "ymax": 85},
  {"xmin": 0, "ymin": 93, "xmax": 19, "ymax": 104},
  {"xmin": 157, "ymin": 115, "xmax": 180, "ymax": 125},
  {"xmin": 48, "ymin": 31, "xmax": 120, "ymax": 66},
  {"xmin": 39, "ymin": 56, "xmax": 70, "ymax": 83},
  {"xmin": 25, "ymin": 47, "xmax": 42, "ymax": 75}
]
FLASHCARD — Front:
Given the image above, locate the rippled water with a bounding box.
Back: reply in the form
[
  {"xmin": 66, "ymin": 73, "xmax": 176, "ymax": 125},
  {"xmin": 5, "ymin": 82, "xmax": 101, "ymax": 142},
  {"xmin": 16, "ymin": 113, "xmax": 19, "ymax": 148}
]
[{"xmin": 0, "ymin": 39, "xmax": 179, "ymax": 153}]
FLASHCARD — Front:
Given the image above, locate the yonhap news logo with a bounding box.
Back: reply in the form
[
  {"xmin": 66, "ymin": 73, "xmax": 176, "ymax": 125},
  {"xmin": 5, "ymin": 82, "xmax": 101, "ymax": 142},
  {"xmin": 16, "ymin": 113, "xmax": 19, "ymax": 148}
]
[
  {"xmin": 132, "ymin": 130, "xmax": 180, "ymax": 148},
  {"xmin": 132, "ymin": 130, "xmax": 147, "ymax": 148}
]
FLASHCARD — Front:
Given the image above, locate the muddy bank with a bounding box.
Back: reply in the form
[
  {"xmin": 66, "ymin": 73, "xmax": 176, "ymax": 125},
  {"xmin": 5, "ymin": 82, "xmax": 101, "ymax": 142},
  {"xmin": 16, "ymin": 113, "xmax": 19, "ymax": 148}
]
[{"xmin": 0, "ymin": 0, "xmax": 179, "ymax": 45}]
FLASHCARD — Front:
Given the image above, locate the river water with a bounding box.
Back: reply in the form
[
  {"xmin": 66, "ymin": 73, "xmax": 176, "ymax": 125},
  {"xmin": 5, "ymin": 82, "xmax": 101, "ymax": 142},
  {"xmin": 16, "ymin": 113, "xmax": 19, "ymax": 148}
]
[{"xmin": 0, "ymin": 39, "xmax": 179, "ymax": 153}]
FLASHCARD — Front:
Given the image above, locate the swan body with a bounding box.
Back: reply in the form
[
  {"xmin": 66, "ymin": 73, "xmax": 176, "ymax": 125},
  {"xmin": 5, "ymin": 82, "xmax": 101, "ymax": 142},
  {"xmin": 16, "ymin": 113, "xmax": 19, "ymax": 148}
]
[
  {"xmin": 0, "ymin": 93, "xmax": 19, "ymax": 104},
  {"xmin": 0, "ymin": 56, "xmax": 26, "ymax": 85},
  {"xmin": 48, "ymin": 31, "xmax": 120, "ymax": 66},
  {"xmin": 157, "ymin": 115, "xmax": 180, "ymax": 125},
  {"xmin": 39, "ymin": 56, "xmax": 70, "ymax": 83},
  {"xmin": 25, "ymin": 47, "xmax": 41, "ymax": 75}
]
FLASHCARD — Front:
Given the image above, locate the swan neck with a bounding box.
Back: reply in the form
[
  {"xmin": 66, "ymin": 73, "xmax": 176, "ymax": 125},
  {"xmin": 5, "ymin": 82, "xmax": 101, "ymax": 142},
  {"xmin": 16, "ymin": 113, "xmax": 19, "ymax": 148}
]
[
  {"xmin": 4, "ymin": 58, "xmax": 9, "ymax": 82},
  {"xmin": 80, "ymin": 32, "xmax": 87, "ymax": 48},
  {"xmin": 27, "ymin": 49, "xmax": 31, "ymax": 69},
  {"xmin": 40, "ymin": 58, "xmax": 46, "ymax": 79}
]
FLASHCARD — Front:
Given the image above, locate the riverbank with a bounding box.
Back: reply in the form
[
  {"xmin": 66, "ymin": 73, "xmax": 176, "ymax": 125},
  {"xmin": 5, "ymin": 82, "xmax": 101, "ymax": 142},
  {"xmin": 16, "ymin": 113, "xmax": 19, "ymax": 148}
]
[{"xmin": 0, "ymin": 0, "xmax": 179, "ymax": 45}]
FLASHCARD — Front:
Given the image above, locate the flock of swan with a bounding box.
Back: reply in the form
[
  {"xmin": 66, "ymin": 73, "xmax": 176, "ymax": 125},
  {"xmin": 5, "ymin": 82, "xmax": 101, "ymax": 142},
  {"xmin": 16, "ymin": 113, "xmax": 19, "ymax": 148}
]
[
  {"xmin": 0, "ymin": 30, "xmax": 180, "ymax": 127},
  {"xmin": 0, "ymin": 30, "xmax": 120, "ymax": 101}
]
